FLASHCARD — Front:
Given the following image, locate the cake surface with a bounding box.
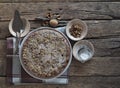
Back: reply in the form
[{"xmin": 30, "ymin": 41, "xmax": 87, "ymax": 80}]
[{"xmin": 21, "ymin": 28, "xmax": 71, "ymax": 79}]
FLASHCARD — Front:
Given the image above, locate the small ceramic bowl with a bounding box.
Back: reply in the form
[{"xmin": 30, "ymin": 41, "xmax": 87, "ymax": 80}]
[
  {"xmin": 66, "ymin": 19, "xmax": 88, "ymax": 41},
  {"xmin": 73, "ymin": 40, "xmax": 94, "ymax": 63}
]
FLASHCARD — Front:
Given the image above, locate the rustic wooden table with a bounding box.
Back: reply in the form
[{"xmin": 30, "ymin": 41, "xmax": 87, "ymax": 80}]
[{"xmin": 0, "ymin": 0, "xmax": 120, "ymax": 88}]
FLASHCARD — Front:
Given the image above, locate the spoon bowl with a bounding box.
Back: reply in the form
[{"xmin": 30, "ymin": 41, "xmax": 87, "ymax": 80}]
[{"xmin": 9, "ymin": 18, "xmax": 30, "ymax": 37}]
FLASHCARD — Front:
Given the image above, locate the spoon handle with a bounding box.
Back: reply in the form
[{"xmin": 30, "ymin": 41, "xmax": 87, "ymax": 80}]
[{"xmin": 15, "ymin": 32, "xmax": 21, "ymax": 55}]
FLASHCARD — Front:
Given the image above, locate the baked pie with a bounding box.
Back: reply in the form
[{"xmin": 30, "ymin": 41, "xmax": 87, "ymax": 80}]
[{"xmin": 21, "ymin": 28, "xmax": 71, "ymax": 79}]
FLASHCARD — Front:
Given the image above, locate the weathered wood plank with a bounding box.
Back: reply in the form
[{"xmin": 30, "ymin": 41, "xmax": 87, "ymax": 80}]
[
  {"xmin": 15, "ymin": 0, "xmax": 119, "ymax": 2},
  {"xmin": 0, "ymin": 0, "xmax": 119, "ymax": 3},
  {"xmin": 0, "ymin": 22, "xmax": 10, "ymax": 39},
  {"xmin": 0, "ymin": 20, "xmax": 120, "ymax": 39},
  {"xmin": 1, "ymin": 39, "xmax": 120, "ymax": 76},
  {"xmin": 86, "ymin": 20, "xmax": 120, "ymax": 39},
  {"xmin": 0, "ymin": 0, "xmax": 10, "ymax": 3},
  {"xmin": 0, "ymin": 40, "xmax": 6, "ymax": 76},
  {"xmin": 0, "ymin": 0, "xmax": 120, "ymax": 3},
  {"xmin": 1, "ymin": 38, "xmax": 120, "ymax": 76},
  {"xmin": 70, "ymin": 57, "xmax": 120, "ymax": 76},
  {"xmin": 0, "ymin": 40, "xmax": 6, "ymax": 56},
  {"xmin": 0, "ymin": 2, "xmax": 120, "ymax": 20},
  {"xmin": 0, "ymin": 77, "xmax": 120, "ymax": 88},
  {"xmin": 0, "ymin": 21, "xmax": 120, "ymax": 57},
  {"xmin": 0, "ymin": 55, "xmax": 6, "ymax": 76},
  {"xmin": 1, "ymin": 40, "xmax": 120, "ymax": 76},
  {"xmin": 32, "ymin": 20, "xmax": 120, "ymax": 39},
  {"xmin": 89, "ymin": 38, "xmax": 120, "ymax": 57}
]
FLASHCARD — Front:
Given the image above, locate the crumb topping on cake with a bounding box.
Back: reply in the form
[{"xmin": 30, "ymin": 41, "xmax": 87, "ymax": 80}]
[{"xmin": 22, "ymin": 29, "xmax": 70, "ymax": 78}]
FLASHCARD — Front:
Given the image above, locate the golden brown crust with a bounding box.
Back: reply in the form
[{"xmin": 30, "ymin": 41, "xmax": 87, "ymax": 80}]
[{"xmin": 22, "ymin": 29, "xmax": 70, "ymax": 78}]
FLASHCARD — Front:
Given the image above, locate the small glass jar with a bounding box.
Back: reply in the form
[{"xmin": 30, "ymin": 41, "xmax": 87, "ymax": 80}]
[{"xmin": 73, "ymin": 40, "xmax": 94, "ymax": 63}]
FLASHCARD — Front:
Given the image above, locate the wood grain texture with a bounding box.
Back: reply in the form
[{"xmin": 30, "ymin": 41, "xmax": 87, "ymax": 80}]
[
  {"xmin": 0, "ymin": 55, "xmax": 6, "ymax": 76},
  {"xmin": 88, "ymin": 37, "xmax": 120, "ymax": 57},
  {"xmin": 0, "ymin": 1, "xmax": 119, "ymax": 88},
  {"xmin": 18, "ymin": 0, "xmax": 119, "ymax": 2},
  {"xmin": 0, "ymin": 20, "xmax": 120, "ymax": 76},
  {"xmin": 0, "ymin": 2, "xmax": 120, "ymax": 20},
  {"xmin": 86, "ymin": 20, "xmax": 120, "ymax": 39},
  {"xmin": 70, "ymin": 57, "xmax": 120, "ymax": 76},
  {"xmin": 0, "ymin": 40, "xmax": 6, "ymax": 76},
  {"xmin": 0, "ymin": 22, "xmax": 10, "ymax": 39},
  {"xmin": 0, "ymin": 20, "xmax": 120, "ymax": 39},
  {"xmin": 0, "ymin": 77, "xmax": 120, "ymax": 88},
  {"xmin": 0, "ymin": 0, "xmax": 119, "ymax": 3},
  {"xmin": 1, "ymin": 37, "xmax": 120, "ymax": 76},
  {"xmin": 0, "ymin": 0, "xmax": 10, "ymax": 3},
  {"xmin": 1, "ymin": 40, "xmax": 120, "ymax": 76}
]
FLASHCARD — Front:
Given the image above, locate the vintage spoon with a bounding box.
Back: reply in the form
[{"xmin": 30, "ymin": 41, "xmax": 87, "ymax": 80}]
[
  {"xmin": 12, "ymin": 10, "xmax": 24, "ymax": 54},
  {"xmin": 9, "ymin": 10, "xmax": 30, "ymax": 55}
]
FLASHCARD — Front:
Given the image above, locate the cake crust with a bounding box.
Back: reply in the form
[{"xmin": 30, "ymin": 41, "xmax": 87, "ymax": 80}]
[{"xmin": 21, "ymin": 29, "xmax": 71, "ymax": 79}]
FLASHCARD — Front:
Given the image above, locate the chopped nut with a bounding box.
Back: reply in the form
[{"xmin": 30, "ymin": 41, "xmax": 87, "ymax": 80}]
[
  {"xmin": 69, "ymin": 24, "xmax": 83, "ymax": 38},
  {"xmin": 49, "ymin": 19, "xmax": 58, "ymax": 27}
]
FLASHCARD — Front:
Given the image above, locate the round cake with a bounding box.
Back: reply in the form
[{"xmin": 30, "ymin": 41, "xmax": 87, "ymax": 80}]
[{"xmin": 20, "ymin": 28, "xmax": 71, "ymax": 79}]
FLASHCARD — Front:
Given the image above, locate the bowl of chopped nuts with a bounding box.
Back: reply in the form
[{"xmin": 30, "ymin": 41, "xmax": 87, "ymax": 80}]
[{"xmin": 66, "ymin": 19, "xmax": 88, "ymax": 41}]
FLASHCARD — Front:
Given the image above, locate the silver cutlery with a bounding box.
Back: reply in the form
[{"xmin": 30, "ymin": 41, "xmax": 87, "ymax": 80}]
[{"xmin": 12, "ymin": 10, "xmax": 24, "ymax": 54}]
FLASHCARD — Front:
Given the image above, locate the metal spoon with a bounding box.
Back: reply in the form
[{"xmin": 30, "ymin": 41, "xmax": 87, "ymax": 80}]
[{"xmin": 12, "ymin": 10, "xmax": 24, "ymax": 54}]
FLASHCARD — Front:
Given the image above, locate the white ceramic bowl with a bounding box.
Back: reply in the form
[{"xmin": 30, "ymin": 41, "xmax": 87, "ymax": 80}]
[
  {"xmin": 66, "ymin": 19, "xmax": 88, "ymax": 41},
  {"xmin": 73, "ymin": 40, "xmax": 94, "ymax": 63}
]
